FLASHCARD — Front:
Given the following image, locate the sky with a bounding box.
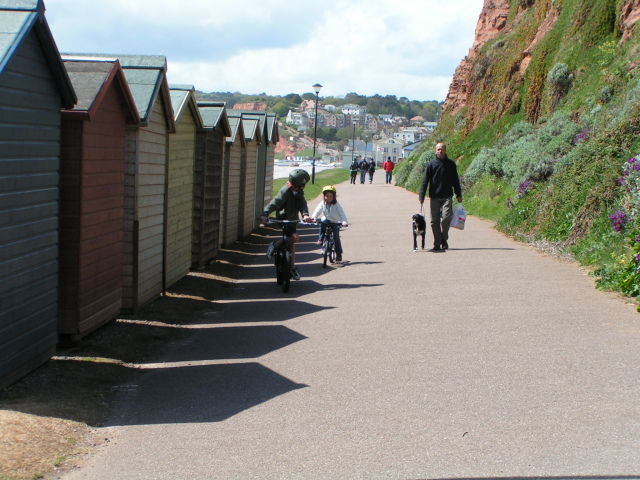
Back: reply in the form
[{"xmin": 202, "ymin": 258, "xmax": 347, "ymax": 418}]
[{"xmin": 44, "ymin": 0, "xmax": 485, "ymax": 102}]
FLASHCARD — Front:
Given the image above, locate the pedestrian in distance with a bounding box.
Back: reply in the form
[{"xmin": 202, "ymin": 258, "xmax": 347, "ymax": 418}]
[
  {"xmin": 359, "ymin": 157, "xmax": 369, "ymax": 184},
  {"xmin": 260, "ymin": 169, "xmax": 311, "ymax": 280},
  {"xmin": 368, "ymin": 158, "xmax": 376, "ymax": 184},
  {"xmin": 350, "ymin": 157, "xmax": 359, "ymax": 184},
  {"xmin": 418, "ymin": 143, "xmax": 462, "ymax": 251},
  {"xmin": 383, "ymin": 156, "xmax": 395, "ymax": 184},
  {"xmin": 312, "ymin": 185, "xmax": 348, "ymax": 262}
]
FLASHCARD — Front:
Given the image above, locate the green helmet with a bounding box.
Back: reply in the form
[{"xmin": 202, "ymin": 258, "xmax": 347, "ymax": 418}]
[{"xmin": 289, "ymin": 169, "xmax": 310, "ymax": 188}]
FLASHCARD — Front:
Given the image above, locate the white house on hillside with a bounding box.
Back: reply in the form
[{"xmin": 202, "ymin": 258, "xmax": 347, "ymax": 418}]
[{"xmin": 340, "ymin": 103, "xmax": 367, "ymax": 115}]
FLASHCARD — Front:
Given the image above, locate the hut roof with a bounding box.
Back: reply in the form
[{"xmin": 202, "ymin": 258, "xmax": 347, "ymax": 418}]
[
  {"xmin": 169, "ymin": 84, "xmax": 203, "ymax": 129},
  {"xmin": 62, "ymin": 53, "xmax": 175, "ymax": 131},
  {"xmin": 233, "ymin": 111, "xmax": 279, "ymax": 145},
  {"xmin": 0, "ymin": 0, "xmax": 76, "ymax": 108},
  {"xmin": 61, "ymin": 58, "xmax": 139, "ymax": 124},
  {"xmin": 226, "ymin": 115, "xmax": 245, "ymax": 146},
  {"xmin": 197, "ymin": 101, "xmax": 231, "ymax": 137},
  {"xmin": 228, "ymin": 110, "xmax": 262, "ymax": 143}
]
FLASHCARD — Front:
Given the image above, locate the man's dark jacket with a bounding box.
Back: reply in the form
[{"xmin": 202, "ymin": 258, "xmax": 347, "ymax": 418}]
[{"xmin": 418, "ymin": 156, "xmax": 462, "ymax": 202}]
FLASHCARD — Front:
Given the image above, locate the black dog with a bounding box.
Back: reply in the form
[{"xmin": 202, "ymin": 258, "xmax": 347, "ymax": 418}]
[{"xmin": 412, "ymin": 214, "xmax": 426, "ymax": 250}]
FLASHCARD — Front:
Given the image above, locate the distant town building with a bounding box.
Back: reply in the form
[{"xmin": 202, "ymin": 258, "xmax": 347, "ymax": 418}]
[{"xmin": 340, "ymin": 103, "xmax": 367, "ymax": 115}]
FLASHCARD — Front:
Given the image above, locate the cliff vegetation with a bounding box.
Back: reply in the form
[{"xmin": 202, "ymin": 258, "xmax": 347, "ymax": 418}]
[{"xmin": 395, "ymin": 0, "xmax": 640, "ymax": 306}]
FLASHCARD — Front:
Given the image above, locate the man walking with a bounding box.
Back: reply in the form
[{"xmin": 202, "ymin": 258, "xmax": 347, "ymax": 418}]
[
  {"xmin": 418, "ymin": 143, "xmax": 462, "ymax": 251},
  {"xmin": 383, "ymin": 156, "xmax": 394, "ymax": 184}
]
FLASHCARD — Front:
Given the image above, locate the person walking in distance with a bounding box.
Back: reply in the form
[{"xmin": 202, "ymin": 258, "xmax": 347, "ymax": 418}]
[
  {"xmin": 418, "ymin": 143, "xmax": 462, "ymax": 251},
  {"xmin": 349, "ymin": 157, "xmax": 359, "ymax": 184},
  {"xmin": 359, "ymin": 157, "xmax": 369, "ymax": 184},
  {"xmin": 368, "ymin": 158, "xmax": 376, "ymax": 184},
  {"xmin": 383, "ymin": 156, "xmax": 395, "ymax": 184}
]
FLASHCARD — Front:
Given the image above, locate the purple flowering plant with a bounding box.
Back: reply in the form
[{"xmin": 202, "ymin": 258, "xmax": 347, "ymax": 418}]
[
  {"xmin": 517, "ymin": 180, "xmax": 533, "ymax": 198},
  {"xmin": 573, "ymin": 127, "xmax": 590, "ymax": 144},
  {"xmin": 611, "ymin": 155, "xmax": 640, "ymax": 300}
]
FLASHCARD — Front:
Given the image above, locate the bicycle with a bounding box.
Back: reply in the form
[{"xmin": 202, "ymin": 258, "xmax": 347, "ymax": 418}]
[
  {"xmin": 263, "ymin": 219, "xmax": 301, "ymax": 293},
  {"xmin": 319, "ymin": 222, "xmax": 346, "ymax": 268}
]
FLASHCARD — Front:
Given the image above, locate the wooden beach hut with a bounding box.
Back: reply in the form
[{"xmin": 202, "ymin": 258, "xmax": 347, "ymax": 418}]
[
  {"xmin": 65, "ymin": 54, "xmax": 176, "ymax": 312},
  {"xmin": 165, "ymin": 85, "xmax": 202, "ymax": 288},
  {"xmin": 221, "ymin": 114, "xmax": 245, "ymax": 247},
  {"xmin": 228, "ymin": 111, "xmax": 262, "ymax": 239},
  {"xmin": 240, "ymin": 112, "xmax": 279, "ymax": 220},
  {"xmin": 0, "ymin": 0, "xmax": 76, "ymax": 389},
  {"xmin": 58, "ymin": 57, "xmax": 139, "ymax": 341},
  {"xmin": 192, "ymin": 101, "xmax": 231, "ymax": 269}
]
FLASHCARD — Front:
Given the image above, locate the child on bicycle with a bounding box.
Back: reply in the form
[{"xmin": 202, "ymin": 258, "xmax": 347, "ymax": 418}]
[
  {"xmin": 311, "ymin": 185, "xmax": 348, "ymax": 262},
  {"xmin": 260, "ymin": 169, "xmax": 311, "ymax": 281}
]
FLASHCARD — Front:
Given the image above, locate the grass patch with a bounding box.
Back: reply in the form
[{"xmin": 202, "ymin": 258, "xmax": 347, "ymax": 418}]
[{"xmin": 464, "ymin": 176, "xmax": 514, "ymax": 221}]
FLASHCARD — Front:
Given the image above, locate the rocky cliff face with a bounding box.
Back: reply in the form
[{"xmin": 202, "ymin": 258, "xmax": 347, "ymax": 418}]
[
  {"xmin": 443, "ymin": 0, "xmax": 640, "ymax": 122},
  {"xmin": 443, "ymin": 0, "xmax": 511, "ymax": 117}
]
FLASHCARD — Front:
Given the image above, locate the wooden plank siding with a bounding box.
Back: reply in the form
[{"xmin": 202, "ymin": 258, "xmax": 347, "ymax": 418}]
[
  {"xmin": 263, "ymin": 114, "xmax": 278, "ymax": 210},
  {"xmin": 123, "ymin": 99, "xmax": 169, "ymax": 312},
  {"xmin": 191, "ymin": 129, "xmax": 223, "ymax": 268},
  {"xmin": 58, "ymin": 61, "xmax": 135, "ymax": 340},
  {"xmin": 0, "ymin": 28, "xmax": 75, "ymax": 389},
  {"xmin": 165, "ymin": 90, "xmax": 199, "ymax": 289},
  {"xmin": 222, "ymin": 118, "xmax": 245, "ymax": 247},
  {"xmin": 239, "ymin": 118, "xmax": 261, "ymax": 239},
  {"xmin": 192, "ymin": 103, "xmax": 230, "ymax": 268}
]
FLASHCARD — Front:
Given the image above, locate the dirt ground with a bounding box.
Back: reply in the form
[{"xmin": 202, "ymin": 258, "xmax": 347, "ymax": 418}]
[{"xmin": 0, "ymin": 239, "xmax": 257, "ymax": 480}]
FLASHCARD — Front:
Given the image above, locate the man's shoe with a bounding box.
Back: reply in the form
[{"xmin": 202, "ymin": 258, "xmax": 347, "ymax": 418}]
[
  {"xmin": 336, "ymin": 254, "xmax": 342, "ymax": 262},
  {"xmin": 290, "ymin": 267, "xmax": 300, "ymax": 281},
  {"xmin": 441, "ymin": 240, "xmax": 448, "ymax": 250},
  {"xmin": 266, "ymin": 241, "xmax": 276, "ymax": 259},
  {"xmin": 431, "ymin": 245, "xmax": 442, "ymax": 251}
]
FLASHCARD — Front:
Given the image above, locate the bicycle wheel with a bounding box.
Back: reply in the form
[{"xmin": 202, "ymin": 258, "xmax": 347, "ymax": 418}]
[
  {"xmin": 322, "ymin": 239, "xmax": 330, "ymax": 268},
  {"xmin": 281, "ymin": 250, "xmax": 292, "ymax": 293},
  {"xmin": 328, "ymin": 241, "xmax": 335, "ymax": 263},
  {"xmin": 275, "ymin": 249, "xmax": 283, "ymax": 285}
]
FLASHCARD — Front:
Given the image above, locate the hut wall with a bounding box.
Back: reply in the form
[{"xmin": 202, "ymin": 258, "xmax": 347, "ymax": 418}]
[
  {"xmin": 264, "ymin": 143, "xmax": 275, "ymax": 208},
  {"xmin": 192, "ymin": 129, "xmax": 223, "ymax": 268},
  {"xmin": 240, "ymin": 143, "xmax": 258, "ymax": 239},
  {"xmin": 59, "ymin": 83, "xmax": 126, "ymax": 338},
  {"xmin": 223, "ymin": 140, "xmax": 243, "ymax": 246},
  {"xmin": 123, "ymin": 99, "xmax": 168, "ymax": 312},
  {"xmin": 0, "ymin": 32, "xmax": 63, "ymax": 388},
  {"xmin": 165, "ymin": 110, "xmax": 196, "ymax": 288}
]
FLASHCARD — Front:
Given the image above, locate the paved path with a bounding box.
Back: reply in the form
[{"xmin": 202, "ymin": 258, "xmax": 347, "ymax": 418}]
[{"xmin": 62, "ymin": 171, "xmax": 640, "ymax": 479}]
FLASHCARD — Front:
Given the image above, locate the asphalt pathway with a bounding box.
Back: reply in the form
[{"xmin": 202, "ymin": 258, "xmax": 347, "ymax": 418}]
[{"xmin": 62, "ymin": 170, "xmax": 640, "ymax": 480}]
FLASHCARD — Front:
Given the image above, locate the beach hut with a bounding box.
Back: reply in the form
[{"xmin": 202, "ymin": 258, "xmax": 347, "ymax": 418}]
[
  {"xmin": 0, "ymin": 0, "xmax": 76, "ymax": 389},
  {"xmin": 65, "ymin": 54, "xmax": 176, "ymax": 312},
  {"xmin": 165, "ymin": 85, "xmax": 202, "ymax": 288},
  {"xmin": 240, "ymin": 112, "xmax": 279, "ymax": 220},
  {"xmin": 192, "ymin": 101, "xmax": 231, "ymax": 269},
  {"xmin": 228, "ymin": 111, "xmax": 262, "ymax": 239},
  {"xmin": 58, "ymin": 57, "xmax": 139, "ymax": 342},
  {"xmin": 221, "ymin": 115, "xmax": 245, "ymax": 247}
]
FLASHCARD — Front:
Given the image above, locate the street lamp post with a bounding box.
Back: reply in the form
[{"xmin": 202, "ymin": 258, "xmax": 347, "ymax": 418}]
[
  {"xmin": 352, "ymin": 121, "xmax": 357, "ymax": 164},
  {"xmin": 364, "ymin": 135, "xmax": 369, "ymax": 163},
  {"xmin": 311, "ymin": 83, "xmax": 322, "ymax": 184}
]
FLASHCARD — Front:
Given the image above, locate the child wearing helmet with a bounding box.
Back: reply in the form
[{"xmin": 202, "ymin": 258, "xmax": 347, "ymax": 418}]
[
  {"xmin": 311, "ymin": 185, "xmax": 349, "ymax": 262},
  {"xmin": 260, "ymin": 169, "xmax": 311, "ymax": 280}
]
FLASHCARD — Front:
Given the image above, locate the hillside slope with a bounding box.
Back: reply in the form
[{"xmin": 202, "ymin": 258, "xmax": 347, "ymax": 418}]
[{"xmin": 396, "ymin": 0, "xmax": 640, "ymax": 304}]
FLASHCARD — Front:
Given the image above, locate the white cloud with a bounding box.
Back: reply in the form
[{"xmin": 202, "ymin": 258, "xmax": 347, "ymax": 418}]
[{"xmin": 45, "ymin": 0, "xmax": 483, "ymax": 100}]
